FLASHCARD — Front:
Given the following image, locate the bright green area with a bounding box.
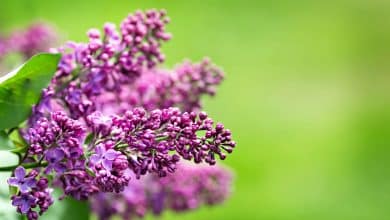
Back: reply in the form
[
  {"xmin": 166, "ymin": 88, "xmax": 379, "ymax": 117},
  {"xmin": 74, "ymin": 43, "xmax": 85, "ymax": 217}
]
[{"xmin": 1, "ymin": 0, "xmax": 390, "ymax": 219}]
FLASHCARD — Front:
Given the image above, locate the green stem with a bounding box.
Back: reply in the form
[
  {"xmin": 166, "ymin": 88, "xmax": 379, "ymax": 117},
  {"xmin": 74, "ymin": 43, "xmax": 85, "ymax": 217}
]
[{"xmin": 0, "ymin": 161, "xmax": 48, "ymax": 172}]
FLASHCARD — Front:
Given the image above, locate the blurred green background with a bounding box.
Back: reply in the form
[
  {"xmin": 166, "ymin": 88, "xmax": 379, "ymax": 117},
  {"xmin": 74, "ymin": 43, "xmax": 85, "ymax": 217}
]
[{"xmin": 1, "ymin": 0, "xmax": 390, "ymax": 219}]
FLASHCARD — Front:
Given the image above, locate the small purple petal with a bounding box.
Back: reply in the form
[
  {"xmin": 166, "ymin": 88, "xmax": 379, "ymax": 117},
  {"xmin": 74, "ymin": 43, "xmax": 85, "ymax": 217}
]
[
  {"xmin": 90, "ymin": 154, "xmax": 101, "ymax": 164},
  {"xmin": 12, "ymin": 197, "xmax": 23, "ymax": 206},
  {"xmin": 20, "ymin": 202, "xmax": 31, "ymax": 214},
  {"xmin": 25, "ymin": 177, "xmax": 36, "ymax": 188},
  {"xmin": 46, "ymin": 148, "xmax": 65, "ymax": 163},
  {"xmin": 19, "ymin": 184, "xmax": 29, "ymax": 193},
  {"xmin": 102, "ymin": 160, "xmax": 113, "ymax": 171},
  {"xmin": 95, "ymin": 145, "xmax": 105, "ymax": 156},
  {"xmin": 104, "ymin": 150, "xmax": 118, "ymax": 160},
  {"xmin": 44, "ymin": 164, "xmax": 54, "ymax": 174},
  {"xmin": 14, "ymin": 166, "xmax": 26, "ymax": 180},
  {"xmin": 7, "ymin": 177, "xmax": 19, "ymax": 186},
  {"xmin": 12, "ymin": 194, "xmax": 37, "ymax": 214},
  {"xmin": 54, "ymin": 163, "xmax": 67, "ymax": 173}
]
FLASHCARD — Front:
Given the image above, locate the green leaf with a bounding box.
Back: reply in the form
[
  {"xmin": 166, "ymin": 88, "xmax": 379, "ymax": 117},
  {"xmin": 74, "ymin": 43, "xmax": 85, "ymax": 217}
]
[
  {"xmin": 0, "ymin": 53, "xmax": 61, "ymax": 130},
  {"xmin": 0, "ymin": 131, "xmax": 15, "ymax": 150},
  {"xmin": 84, "ymin": 133, "xmax": 94, "ymax": 145}
]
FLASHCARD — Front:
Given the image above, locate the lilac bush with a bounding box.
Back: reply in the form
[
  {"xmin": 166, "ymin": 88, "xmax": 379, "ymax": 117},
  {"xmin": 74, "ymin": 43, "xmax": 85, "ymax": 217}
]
[{"xmin": 2, "ymin": 9, "xmax": 236, "ymax": 220}]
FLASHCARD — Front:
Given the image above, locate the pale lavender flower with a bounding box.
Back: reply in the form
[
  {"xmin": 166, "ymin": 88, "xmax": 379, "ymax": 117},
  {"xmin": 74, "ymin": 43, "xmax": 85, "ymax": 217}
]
[
  {"xmin": 8, "ymin": 167, "xmax": 36, "ymax": 193},
  {"xmin": 86, "ymin": 111, "xmax": 113, "ymax": 136},
  {"xmin": 11, "ymin": 193, "xmax": 37, "ymax": 214},
  {"xmin": 90, "ymin": 144, "xmax": 119, "ymax": 170}
]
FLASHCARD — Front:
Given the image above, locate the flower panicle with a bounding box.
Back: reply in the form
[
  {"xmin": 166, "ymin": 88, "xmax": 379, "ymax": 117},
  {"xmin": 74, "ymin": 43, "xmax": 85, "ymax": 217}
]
[
  {"xmin": 7, "ymin": 9, "xmax": 236, "ymax": 220},
  {"xmin": 102, "ymin": 58, "xmax": 225, "ymax": 113},
  {"xmin": 90, "ymin": 162, "xmax": 233, "ymax": 220},
  {"xmin": 10, "ymin": 107, "xmax": 235, "ymax": 219}
]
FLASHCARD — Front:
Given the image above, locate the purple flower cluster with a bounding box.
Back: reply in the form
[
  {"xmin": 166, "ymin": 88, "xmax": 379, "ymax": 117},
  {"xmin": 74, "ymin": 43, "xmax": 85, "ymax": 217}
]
[
  {"xmin": 23, "ymin": 111, "xmax": 97, "ymax": 203},
  {"xmin": 157, "ymin": 163, "xmax": 232, "ymax": 211},
  {"xmin": 84, "ymin": 107, "xmax": 235, "ymax": 180},
  {"xmin": 7, "ymin": 9, "xmax": 236, "ymax": 220},
  {"xmin": 8, "ymin": 167, "xmax": 53, "ymax": 220},
  {"xmin": 49, "ymin": 9, "xmax": 171, "ymax": 119},
  {"xmin": 0, "ymin": 22, "xmax": 57, "ymax": 61},
  {"xmin": 86, "ymin": 107, "xmax": 235, "ymax": 192},
  {"xmin": 90, "ymin": 162, "xmax": 232, "ymax": 220},
  {"xmin": 116, "ymin": 108, "xmax": 234, "ymax": 174},
  {"xmin": 26, "ymin": 111, "xmax": 84, "ymax": 157},
  {"xmin": 16, "ymin": 106, "xmax": 234, "ymax": 212},
  {"xmin": 99, "ymin": 58, "xmax": 225, "ymax": 113},
  {"xmin": 89, "ymin": 143, "xmax": 130, "ymax": 193}
]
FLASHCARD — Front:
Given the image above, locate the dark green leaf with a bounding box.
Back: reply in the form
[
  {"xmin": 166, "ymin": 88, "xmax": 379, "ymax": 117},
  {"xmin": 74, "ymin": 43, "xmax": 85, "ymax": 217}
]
[
  {"xmin": 84, "ymin": 133, "xmax": 94, "ymax": 145},
  {"xmin": 0, "ymin": 53, "xmax": 61, "ymax": 130}
]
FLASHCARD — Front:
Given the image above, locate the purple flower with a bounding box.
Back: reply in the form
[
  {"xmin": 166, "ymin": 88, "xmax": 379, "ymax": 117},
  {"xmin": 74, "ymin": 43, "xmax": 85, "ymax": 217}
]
[
  {"xmin": 89, "ymin": 143, "xmax": 130, "ymax": 193},
  {"xmin": 8, "ymin": 167, "xmax": 36, "ymax": 193},
  {"xmin": 90, "ymin": 144, "xmax": 119, "ymax": 171},
  {"xmin": 11, "ymin": 193, "xmax": 37, "ymax": 214},
  {"xmin": 87, "ymin": 111, "xmax": 113, "ymax": 136},
  {"xmin": 44, "ymin": 148, "xmax": 66, "ymax": 174}
]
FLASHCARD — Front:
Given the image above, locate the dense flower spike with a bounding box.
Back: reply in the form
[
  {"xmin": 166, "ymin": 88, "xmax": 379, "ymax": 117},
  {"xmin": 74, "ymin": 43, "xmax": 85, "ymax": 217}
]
[
  {"xmin": 7, "ymin": 9, "xmax": 236, "ymax": 220},
  {"xmin": 90, "ymin": 163, "xmax": 232, "ymax": 220},
  {"xmin": 48, "ymin": 9, "xmax": 171, "ymax": 119},
  {"xmin": 111, "ymin": 107, "xmax": 235, "ymax": 177},
  {"xmin": 24, "ymin": 111, "xmax": 99, "ymax": 201},
  {"xmin": 21, "ymin": 107, "xmax": 234, "ymax": 203},
  {"xmin": 99, "ymin": 58, "xmax": 225, "ymax": 113}
]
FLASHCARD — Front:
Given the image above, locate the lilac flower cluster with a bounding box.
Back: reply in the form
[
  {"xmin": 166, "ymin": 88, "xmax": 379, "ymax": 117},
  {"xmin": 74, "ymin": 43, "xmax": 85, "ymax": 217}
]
[
  {"xmin": 7, "ymin": 9, "xmax": 236, "ymax": 220},
  {"xmin": 49, "ymin": 9, "xmax": 171, "ymax": 119},
  {"xmin": 8, "ymin": 167, "xmax": 53, "ymax": 220},
  {"xmin": 90, "ymin": 162, "xmax": 232, "ymax": 220},
  {"xmin": 11, "ymin": 106, "xmax": 234, "ymax": 219},
  {"xmin": 89, "ymin": 107, "xmax": 235, "ymax": 179},
  {"xmin": 0, "ymin": 22, "xmax": 57, "ymax": 61},
  {"xmin": 22, "ymin": 111, "xmax": 97, "ymax": 203},
  {"xmin": 99, "ymin": 58, "xmax": 225, "ymax": 113}
]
